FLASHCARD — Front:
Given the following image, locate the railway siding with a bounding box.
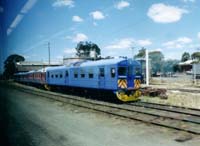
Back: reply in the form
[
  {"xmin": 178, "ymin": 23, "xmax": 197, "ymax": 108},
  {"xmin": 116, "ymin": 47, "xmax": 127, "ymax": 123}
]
[
  {"xmin": 131, "ymin": 102, "xmax": 200, "ymax": 117},
  {"xmin": 6, "ymin": 81, "xmax": 200, "ymax": 135}
]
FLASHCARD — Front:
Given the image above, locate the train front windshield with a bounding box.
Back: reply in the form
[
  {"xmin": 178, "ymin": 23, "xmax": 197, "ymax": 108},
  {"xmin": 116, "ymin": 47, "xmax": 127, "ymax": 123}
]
[
  {"xmin": 135, "ymin": 67, "xmax": 141, "ymax": 76},
  {"xmin": 118, "ymin": 67, "xmax": 127, "ymax": 76},
  {"xmin": 118, "ymin": 66, "xmax": 141, "ymax": 76},
  {"xmin": 128, "ymin": 65, "xmax": 141, "ymax": 76}
]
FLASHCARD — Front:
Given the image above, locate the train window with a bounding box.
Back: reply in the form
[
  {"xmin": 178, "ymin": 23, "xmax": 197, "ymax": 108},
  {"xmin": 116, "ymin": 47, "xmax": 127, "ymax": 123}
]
[
  {"xmin": 60, "ymin": 74, "xmax": 63, "ymax": 78},
  {"xmin": 66, "ymin": 70, "xmax": 69, "ymax": 77},
  {"xmin": 111, "ymin": 68, "xmax": 116, "ymax": 78},
  {"xmin": 51, "ymin": 74, "xmax": 54, "ymax": 78},
  {"xmin": 47, "ymin": 72, "xmax": 49, "ymax": 78},
  {"xmin": 80, "ymin": 69, "xmax": 85, "ymax": 78},
  {"xmin": 74, "ymin": 73, "xmax": 78, "ymax": 78},
  {"xmin": 118, "ymin": 67, "xmax": 127, "ymax": 76},
  {"xmin": 55, "ymin": 74, "xmax": 58, "ymax": 78},
  {"xmin": 89, "ymin": 73, "xmax": 93, "ymax": 78},
  {"xmin": 135, "ymin": 67, "xmax": 141, "ymax": 75},
  {"xmin": 99, "ymin": 68, "xmax": 104, "ymax": 77},
  {"xmin": 81, "ymin": 74, "xmax": 85, "ymax": 78}
]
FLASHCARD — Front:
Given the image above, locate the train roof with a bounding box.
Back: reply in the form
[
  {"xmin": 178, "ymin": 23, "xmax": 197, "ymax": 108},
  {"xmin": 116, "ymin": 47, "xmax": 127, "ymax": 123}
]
[
  {"xmin": 45, "ymin": 58, "xmax": 131, "ymax": 70},
  {"xmin": 15, "ymin": 58, "xmax": 141, "ymax": 74},
  {"xmin": 14, "ymin": 68, "xmax": 47, "ymax": 75},
  {"xmin": 79, "ymin": 58, "xmax": 140, "ymax": 67},
  {"xmin": 14, "ymin": 71, "xmax": 33, "ymax": 75},
  {"xmin": 45, "ymin": 65, "xmax": 67, "ymax": 71}
]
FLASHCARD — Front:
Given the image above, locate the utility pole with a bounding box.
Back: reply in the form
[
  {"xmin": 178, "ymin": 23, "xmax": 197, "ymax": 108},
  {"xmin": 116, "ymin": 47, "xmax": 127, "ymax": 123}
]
[{"xmin": 48, "ymin": 42, "xmax": 50, "ymax": 65}]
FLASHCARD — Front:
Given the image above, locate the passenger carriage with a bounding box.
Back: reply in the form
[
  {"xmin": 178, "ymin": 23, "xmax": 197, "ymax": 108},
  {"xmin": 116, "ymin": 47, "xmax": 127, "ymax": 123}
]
[
  {"xmin": 45, "ymin": 58, "xmax": 142, "ymax": 102},
  {"xmin": 14, "ymin": 58, "xmax": 142, "ymax": 102},
  {"xmin": 14, "ymin": 69, "xmax": 46, "ymax": 85}
]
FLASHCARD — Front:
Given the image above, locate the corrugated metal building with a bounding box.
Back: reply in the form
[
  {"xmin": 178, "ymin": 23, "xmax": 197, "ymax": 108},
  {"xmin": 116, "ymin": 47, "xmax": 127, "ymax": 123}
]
[{"xmin": 193, "ymin": 63, "xmax": 200, "ymax": 80}]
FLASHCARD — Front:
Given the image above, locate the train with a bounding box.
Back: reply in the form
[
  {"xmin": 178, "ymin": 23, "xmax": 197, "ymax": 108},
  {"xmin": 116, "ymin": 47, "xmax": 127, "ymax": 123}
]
[{"xmin": 14, "ymin": 58, "xmax": 143, "ymax": 102}]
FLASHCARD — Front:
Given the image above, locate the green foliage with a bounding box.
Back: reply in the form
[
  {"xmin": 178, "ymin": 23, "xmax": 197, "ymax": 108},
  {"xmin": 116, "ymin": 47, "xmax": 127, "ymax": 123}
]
[
  {"xmin": 149, "ymin": 51, "xmax": 164, "ymax": 74},
  {"xmin": 173, "ymin": 64, "xmax": 181, "ymax": 72},
  {"xmin": 181, "ymin": 52, "xmax": 190, "ymax": 62},
  {"xmin": 75, "ymin": 41, "xmax": 101, "ymax": 58},
  {"xmin": 134, "ymin": 47, "xmax": 146, "ymax": 58},
  {"xmin": 162, "ymin": 59, "xmax": 180, "ymax": 72},
  {"xmin": 3, "ymin": 54, "xmax": 25, "ymax": 79},
  {"xmin": 134, "ymin": 48, "xmax": 165, "ymax": 74},
  {"xmin": 191, "ymin": 51, "xmax": 200, "ymax": 61}
]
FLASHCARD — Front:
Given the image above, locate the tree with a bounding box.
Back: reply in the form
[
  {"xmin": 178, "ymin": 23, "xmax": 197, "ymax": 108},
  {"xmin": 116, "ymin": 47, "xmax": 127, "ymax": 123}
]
[
  {"xmin": 191, "ymin": 51, "xmax": 200, "ymax": 61},
  {"xmin": 75, "ymin": 41, "xmax": 101, "ymax": 59},
  {"xmin": 134, "ymin": 47, "xmax": 146, "ymax": 58},
  {"xmin": 134, "ymin": 49, "xmax": 164, "ymax": 74},
  {"xmin": 163, "ymin": 59, "xmax": 180, "ymax": 73},
  {"xmin": 181, "ymin": 52, "xmax": 190, "ymax": 62},
  {"xmin": 149, "ymin": 51, "xmax": 164, "ymax": 74},
  {"xmin": 173, "ymin": 64, "xmax": 181, "ymax": 72},
  {"xmin": 3, "ymin": 54, "xmax": 25, "ymax": 79}
]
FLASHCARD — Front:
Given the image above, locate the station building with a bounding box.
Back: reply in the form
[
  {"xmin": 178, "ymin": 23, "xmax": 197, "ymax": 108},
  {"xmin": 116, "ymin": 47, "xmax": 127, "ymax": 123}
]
[
  {"xmin": 178, "ymin": 60, "xmax": 193, "ymax": 72},
  {"xmin": 179, "ymin": 60, "xmax": 200, "ymax": 81}
]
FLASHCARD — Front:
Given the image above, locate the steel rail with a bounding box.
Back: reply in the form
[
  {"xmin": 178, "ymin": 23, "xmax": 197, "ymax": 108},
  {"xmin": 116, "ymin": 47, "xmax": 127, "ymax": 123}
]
[
  {"xmin": 168, "ymin": 88, "xmax": 200, "ymax": 93},
  {"xmin": 137, "ymin": 101, "xmax": 200, "ymax": 111},
  {"xmin": 10, "ymin": 82, "xmax": 200, "ymax": 135},
  {"xmin": 128, "ymin": 102, "xmax": 200, "ymax": 117}
]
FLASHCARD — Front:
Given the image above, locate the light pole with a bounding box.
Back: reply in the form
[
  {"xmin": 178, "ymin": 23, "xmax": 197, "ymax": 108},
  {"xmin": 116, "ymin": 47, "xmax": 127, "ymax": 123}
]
[{"xmin": 48, "ymin": 42, "xmax": 50, "ymax": 65}]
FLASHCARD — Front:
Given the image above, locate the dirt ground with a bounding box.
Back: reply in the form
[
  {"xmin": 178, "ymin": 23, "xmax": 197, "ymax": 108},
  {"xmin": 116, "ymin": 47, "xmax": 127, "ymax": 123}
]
[
  {"xmin": 1, "ymin": 83, "xmax": 200, "ymax": 146},
  {"xmin": 140, "ymin": 76, "xmax": 200, "ymax": 109}
]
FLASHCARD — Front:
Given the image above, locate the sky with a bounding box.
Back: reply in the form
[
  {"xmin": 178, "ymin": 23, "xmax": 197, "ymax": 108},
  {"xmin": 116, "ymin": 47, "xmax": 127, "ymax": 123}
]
[{"xmin": 0, "ymin": 0, "xmax": 200, "ymax": 73}]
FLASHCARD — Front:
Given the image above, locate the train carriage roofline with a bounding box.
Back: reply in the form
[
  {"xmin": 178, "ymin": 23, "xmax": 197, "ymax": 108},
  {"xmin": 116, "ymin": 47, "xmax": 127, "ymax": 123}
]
[
  {"xmin": 43, "ymin": 58, "xmax": 141, "ymax": 70},
  {"xmin": 80, "ymin": 58, "xmax": 125, "ymax": 67},
  {"xmin": 78, "ymin": 58, "xmax": 141, "ymax": 67},
  {"xmin": 45, "ymin": 65, "xmax": 68, "ymax": 71}
]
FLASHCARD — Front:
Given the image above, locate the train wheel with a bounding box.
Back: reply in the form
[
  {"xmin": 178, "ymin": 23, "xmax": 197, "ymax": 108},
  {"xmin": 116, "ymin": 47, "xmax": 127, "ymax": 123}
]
[{"xmin": 116, "ymin": 90, "xmax": 141, "ymax": 102}]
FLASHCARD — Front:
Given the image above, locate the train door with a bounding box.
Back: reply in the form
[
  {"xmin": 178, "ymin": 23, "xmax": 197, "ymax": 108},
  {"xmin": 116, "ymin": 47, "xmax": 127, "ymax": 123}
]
[
  {"xmin": 65, "ymin": 70, "xmax": 69, "ymax": 85},
  {"xmin": 98, "ymin": 67, "xmax": 105, "ymax": 88}
]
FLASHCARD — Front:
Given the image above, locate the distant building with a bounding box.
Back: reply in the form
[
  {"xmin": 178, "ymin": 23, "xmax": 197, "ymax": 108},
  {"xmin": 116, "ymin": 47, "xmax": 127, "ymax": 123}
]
[
  {"xmin": 16, "ymin": 61, "xmax": 62, "ymax": 72},
  {"xmin": 178, "ymin": 60, "xmax": 200, "ymax": 77},
  {"xmin": 193, "ymin": 63, "xmax": 200, "ymax": 74},
  {"xmin": 178, "ymin": 60, "xmax": 193, "ymax": 72},
  {"xmin": 193, "ymin": 63, "xmax": 200, "ymax": 80}
]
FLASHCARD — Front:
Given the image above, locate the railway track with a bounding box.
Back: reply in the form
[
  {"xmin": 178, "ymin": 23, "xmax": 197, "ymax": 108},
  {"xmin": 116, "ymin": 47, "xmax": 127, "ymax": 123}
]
[
  {"xmin": 129, "ymin": 101, "xmax": 200, "ymax": 117},
  {"xmin": 9, "ymin": 82, "xmax": 200, "ymax": 135},
  {"xmin": 168, "ymin": 88, "xmax": 200, "ymax": 94}
]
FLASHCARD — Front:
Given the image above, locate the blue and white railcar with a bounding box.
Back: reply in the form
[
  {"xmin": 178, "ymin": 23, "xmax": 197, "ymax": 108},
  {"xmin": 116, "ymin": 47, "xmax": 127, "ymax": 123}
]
[{"xmin": 45, "ymin": 58, "xmax": 142, "ymax": 101}]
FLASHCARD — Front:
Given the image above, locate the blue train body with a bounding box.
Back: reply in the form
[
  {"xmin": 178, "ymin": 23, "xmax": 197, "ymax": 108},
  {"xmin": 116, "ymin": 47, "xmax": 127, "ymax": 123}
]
[{"xmin": 14, "ymin": 58, "xmax": 142, "ymax": 102}]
